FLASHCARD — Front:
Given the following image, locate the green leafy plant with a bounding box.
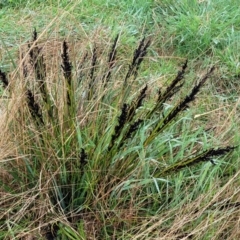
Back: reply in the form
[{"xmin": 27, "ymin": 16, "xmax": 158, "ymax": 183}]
[{"xmin": 0, "ymin": 29, "xmax": 234, "ymax": 239}]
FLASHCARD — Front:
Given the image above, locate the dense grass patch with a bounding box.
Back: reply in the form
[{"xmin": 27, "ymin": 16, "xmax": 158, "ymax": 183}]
[
  {"xmin": 0, "ymin": 1, "xmax": 240, "ymax": 239},
  {"xmin": 153, "ymin": 0, "xmax": 240, "ymax": 76},
  {"xmin": 0, "ymin": 29, "xmax": 236, "ymax": 239}
]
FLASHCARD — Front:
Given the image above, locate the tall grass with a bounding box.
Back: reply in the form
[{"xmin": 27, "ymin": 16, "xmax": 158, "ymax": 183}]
[
  {"xmin": 0, "ymin": 29, "xmax": 235, "ymax": 239},
  {"xmin": 153, "ymin": 0, "xmax": 240, "ymax": 77}
]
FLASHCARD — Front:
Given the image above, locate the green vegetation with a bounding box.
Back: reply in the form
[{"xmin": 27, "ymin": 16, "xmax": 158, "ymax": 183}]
[{"xmin": 0, "ymin": 1, "xmax": 240, "ymax": 239}]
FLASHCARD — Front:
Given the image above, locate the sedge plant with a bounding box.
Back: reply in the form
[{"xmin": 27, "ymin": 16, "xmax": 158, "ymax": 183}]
[{"xmin": 0, "ymin": 29, "xmax": 235, "ymax": 239}]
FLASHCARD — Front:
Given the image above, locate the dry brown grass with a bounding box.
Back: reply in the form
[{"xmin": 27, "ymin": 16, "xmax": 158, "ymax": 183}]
[
  {"xmin": 129, "ymin": 170, "xmax": 240, "ymax": 240},
  {"xmin": 0, "ymin": 27, "xmax": 239, "ymax": 239}
]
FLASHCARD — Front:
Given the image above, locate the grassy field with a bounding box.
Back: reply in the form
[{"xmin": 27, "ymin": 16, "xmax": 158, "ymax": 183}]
[{"xmin": 0, "ymin": 1, "xmax": 240, "ymax": 239}]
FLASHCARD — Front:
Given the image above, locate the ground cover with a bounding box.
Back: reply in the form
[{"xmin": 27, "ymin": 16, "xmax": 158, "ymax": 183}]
[{"xmin": 0, "ymin": 1, "xmax": 240, "ymax": 239}]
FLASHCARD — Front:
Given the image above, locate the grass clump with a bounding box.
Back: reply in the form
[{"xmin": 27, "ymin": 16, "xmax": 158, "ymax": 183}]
[{"xmin": 0, "ymin": 29, "xmax": 235, "ymax": 239}]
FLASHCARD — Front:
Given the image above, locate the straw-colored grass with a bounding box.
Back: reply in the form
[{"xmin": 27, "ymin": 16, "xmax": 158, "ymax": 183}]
[{"xmin": 0, "ymin": 1, "xmax": 240, "ymax": 239}]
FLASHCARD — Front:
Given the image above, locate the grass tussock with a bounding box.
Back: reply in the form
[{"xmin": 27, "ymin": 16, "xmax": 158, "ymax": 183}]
[{"xmin": 0, "ymin": 29, "xmax": 236, "ymax": 239}]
